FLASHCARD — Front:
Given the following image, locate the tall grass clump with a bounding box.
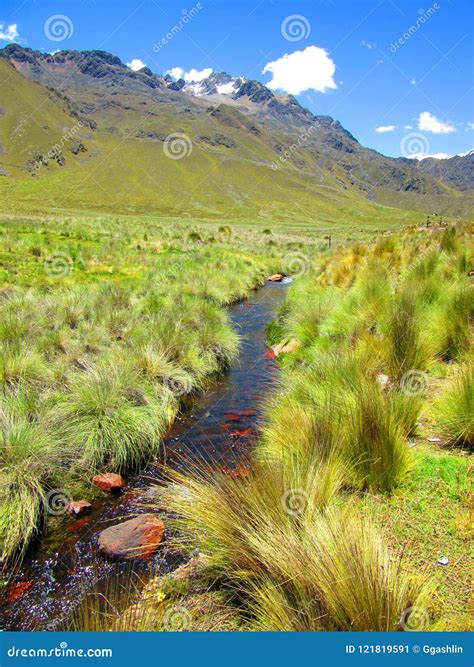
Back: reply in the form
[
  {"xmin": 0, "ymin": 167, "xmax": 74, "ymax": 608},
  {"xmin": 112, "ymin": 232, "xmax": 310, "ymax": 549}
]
[
  {"xmin": 430, "ymin": 283, "xmax": 473, "ymax": 361},
  {"xmin": 384, "ymin": 288, "xmax": 430, "ymax": 382},
  {"xmin": 345, "ymin": 381, "xmax": 410, "ymax": 492},
  {"xmin": 160, "ymin": 469, "xmax": 427, "ymax": 631},
  {"xmin": 433, "ymin": 364, "xmax": 473, "ymax": 447},
  {"xmin": 0, "ymin": 403, "xmax": 63, "ymax": 565},
  {"xmin": 50, "ymin": 360, "xmax": 172, "ymax": 472}
]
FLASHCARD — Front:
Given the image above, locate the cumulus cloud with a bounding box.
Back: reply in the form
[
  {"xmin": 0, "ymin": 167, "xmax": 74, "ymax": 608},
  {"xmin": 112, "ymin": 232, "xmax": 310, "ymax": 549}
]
[
  {"xmin": 166, "ymin": 67, "xmax": 213, "ymax": 82},
  {"xmin": 0, "ymin": 22, "xmax": 19, "ymax": 42},
  {"xmin": 166, "ymin": 66, "xmax": 184, "ymax": 80},
  {"xmin": 183, "ymin": 67, "xmax": 212, "ymax": 82},
  {"xmin": 127, "ymin": 58, "xmax": 146, "ymax": 71},
  {"xmin": 418, "ymin": 111, "xmax": 455, "ymax": 134},
  {"xmin": 263, "ymin": 45, "xmax": 337, "ymax": 95},
  {"xmin": 404, "ymin": 124, "xmax": 413, "ymax": 130},
  {"xmin": 467, "ymin": 121, "xmax": 474, "ymax": 130},
  {"xmin": 376, "ymin": 124, "xmax": 396, "ymax": 133}
]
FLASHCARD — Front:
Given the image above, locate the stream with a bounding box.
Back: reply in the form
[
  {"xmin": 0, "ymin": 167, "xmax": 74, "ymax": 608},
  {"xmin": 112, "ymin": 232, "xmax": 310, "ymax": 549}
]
[{"xmin": 0, "ymin": 281, "xmax": 289, "ymax": 631}]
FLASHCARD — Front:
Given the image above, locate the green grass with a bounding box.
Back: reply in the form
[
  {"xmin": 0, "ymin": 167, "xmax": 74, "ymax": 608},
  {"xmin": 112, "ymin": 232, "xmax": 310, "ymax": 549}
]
[
  {"xmin": 361, "ymin": 446, "xmax": 472, "ymax": 631},
  {"xmin": 433, "ymin": 363, "xmax": 474, "ymax": 447},
  {"xmin": 0, "ymin": 213, "xmax": 275, "ymax": 565}
]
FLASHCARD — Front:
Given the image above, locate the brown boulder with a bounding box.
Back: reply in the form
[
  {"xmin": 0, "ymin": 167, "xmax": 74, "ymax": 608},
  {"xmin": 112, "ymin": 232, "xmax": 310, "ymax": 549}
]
[
  {"xmin": 267, "ymin": 273, "xmax": 284, "ymax": 282},
  {"xmin": 92, "ymin": 473, "xmax": 126, "ymax": 493},
  {"xmin": 67, "ymin": 500, "xmax": 92, "ymax": 517},
  {"xmin": 98, "ymin": 514, "xmax": 165, "ymax": 560}
]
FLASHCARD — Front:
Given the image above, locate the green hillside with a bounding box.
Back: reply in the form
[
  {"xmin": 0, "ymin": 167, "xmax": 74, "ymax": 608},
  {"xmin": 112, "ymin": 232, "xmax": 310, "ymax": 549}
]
[{"xmin": 0, "ymin": 49, "xmax": 472, "ymax": 222}]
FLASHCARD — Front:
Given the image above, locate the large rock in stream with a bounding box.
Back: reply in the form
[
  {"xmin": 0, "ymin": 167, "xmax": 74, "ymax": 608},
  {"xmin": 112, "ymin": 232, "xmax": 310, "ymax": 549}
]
[
  {"xmin": 92, "ymin": 472, "xmax": 126, "ymax": 493},
  {"xmin": 98, "ymin": 514, "xmax": 165, "ymax": 560}
]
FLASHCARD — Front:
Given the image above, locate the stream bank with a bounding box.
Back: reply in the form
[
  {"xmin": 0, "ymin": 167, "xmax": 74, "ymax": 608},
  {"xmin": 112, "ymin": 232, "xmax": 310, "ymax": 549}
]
[{"xmin": 0, "ymin": 281, "xmax": 289, "ymax": 631}]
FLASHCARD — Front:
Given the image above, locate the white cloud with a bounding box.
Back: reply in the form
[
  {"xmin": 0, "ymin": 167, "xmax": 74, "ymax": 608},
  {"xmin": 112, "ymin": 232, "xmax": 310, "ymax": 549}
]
[
  {"xmin": 411, "ymin": 149, "xmax": 473, "ymax": 160},
  {"xmin": 360, "ymin": 39, "xmax": 376, "ymax": 50},
  {"xmin": 263, "ymin": 45, "xmax": 337, "ymax": 95},
  {"xmin": 183, "ymin": 67, "xmax": 212, "ymax": 82},
  {"xmin": 0, "ymin": 22, "xmax": 19, "ymax": 42},
  {"xmin": 166, "ymin": 67, "xmax": 213, "ymax": 82},
  {"xmin": 376, "ymin": 124, "xmax": 396, "ymax": 133},
  {"xmin": 127, "ymin": 58, "xmax": 146, "ymax": 71},
  {"xmin": 166, "ymin": 67, "xmax": 184, "ymax": 80},
  {"xmin": 418, "ymin": 111, "xmax": 455, "ymax": 134},
  {"xmin": 467, "ymin": 122, "xmax": 474, "ymax": 130},
  {"xmin": 404, "ymin": 124, "xmax": 413, "ymax": 130},
  {"xmin": 411, "ymin": 152, "xmax": 453, "ymax": 160},
  {"xmin": 411, "ymin": 78, "xmax": 416, "ymax": 85}
]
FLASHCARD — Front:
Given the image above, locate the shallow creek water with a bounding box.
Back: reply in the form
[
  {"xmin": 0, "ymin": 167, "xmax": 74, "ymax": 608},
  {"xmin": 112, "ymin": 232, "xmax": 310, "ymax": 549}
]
[{"xmin": 0, "ymin": 281, "xmax": 289, "ymax": 631}]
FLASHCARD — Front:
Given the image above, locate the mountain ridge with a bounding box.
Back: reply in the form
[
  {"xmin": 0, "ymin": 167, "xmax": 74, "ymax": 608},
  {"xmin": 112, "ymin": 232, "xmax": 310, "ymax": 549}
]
[{"xmin": 0, "ymin": 45, "xmax": 472, "ymax": 219}]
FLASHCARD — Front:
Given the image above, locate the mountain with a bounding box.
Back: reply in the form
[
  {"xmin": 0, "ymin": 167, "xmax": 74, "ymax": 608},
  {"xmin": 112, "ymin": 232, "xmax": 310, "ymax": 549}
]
[
  {"xmin": 411, "ymin": 150, "xmax": 474, "ymax": 192},
  {"xmin": 0, "ymin": 45, "xmax": 472, "ymax": 220}
]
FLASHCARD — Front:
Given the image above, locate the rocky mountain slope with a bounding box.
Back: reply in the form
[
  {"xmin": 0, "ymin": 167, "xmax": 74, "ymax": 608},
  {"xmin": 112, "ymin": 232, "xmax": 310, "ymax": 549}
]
[
  {"xmin": 413, "ymin": 150, "xmax": 474, "ymax": 192},
  {"xmin": 0, "ymin": 45, "xmax": 472, "ymax": 219}
]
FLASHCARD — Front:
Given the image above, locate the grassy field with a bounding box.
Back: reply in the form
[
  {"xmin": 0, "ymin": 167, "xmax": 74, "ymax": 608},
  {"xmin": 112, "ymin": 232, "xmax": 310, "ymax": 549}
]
[
  {"xmin": 0, "ymin": 212, "xmax": 278, "ymax": 565},
  {"xmin": 0, "ymin": 210, "xmax": 471, "ymax": 634}
]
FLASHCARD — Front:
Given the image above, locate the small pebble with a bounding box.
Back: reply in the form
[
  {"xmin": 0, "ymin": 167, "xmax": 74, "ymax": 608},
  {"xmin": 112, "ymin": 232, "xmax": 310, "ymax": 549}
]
[
  {"xmin": 427, "ymin": 437, "xmax": 441, "ymax": 443},
  {"xmin": 438, "ymin": 556, "xmax": 449, "ymax": 566}
]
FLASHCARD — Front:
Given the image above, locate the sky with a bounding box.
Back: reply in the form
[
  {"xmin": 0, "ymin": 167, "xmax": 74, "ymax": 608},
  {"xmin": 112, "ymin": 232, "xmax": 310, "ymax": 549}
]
[{"xmin": 1, "ymin": 0, "xmax": 472, "ymax": 159}]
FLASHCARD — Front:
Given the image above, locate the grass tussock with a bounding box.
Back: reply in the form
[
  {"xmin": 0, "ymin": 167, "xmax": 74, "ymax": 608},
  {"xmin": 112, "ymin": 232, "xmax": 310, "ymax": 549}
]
[
  {"xmin": 159, "ymin": 465, "xmax": 426, "ymax": 631},
  {"xmin": 433, "ymin": 363, "xmax": 473, "ymax": 448}
]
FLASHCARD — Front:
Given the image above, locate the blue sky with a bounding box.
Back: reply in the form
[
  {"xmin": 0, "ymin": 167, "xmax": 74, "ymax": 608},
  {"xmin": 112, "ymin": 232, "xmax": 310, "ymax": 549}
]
[{"xmin": 1, "ymin": 0, "xmax": 472, "ymax": 158}]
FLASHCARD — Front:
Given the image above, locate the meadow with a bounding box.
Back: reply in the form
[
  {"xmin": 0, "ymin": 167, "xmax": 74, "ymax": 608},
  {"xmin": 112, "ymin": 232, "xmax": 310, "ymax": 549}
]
[{"xmin": 0, "ymin": 211, "xmax": 471, "ymax": 633}]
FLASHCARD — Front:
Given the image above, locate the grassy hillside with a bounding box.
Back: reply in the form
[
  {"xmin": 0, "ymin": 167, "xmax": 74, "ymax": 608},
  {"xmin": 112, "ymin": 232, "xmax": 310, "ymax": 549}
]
[{"xmin": 1, "ymin": 54, "xmax": 472, "ymax": 220}]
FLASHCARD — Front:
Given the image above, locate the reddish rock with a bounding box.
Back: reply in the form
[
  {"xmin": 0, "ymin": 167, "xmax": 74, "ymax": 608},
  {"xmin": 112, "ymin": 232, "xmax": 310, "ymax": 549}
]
[
  {"xmin": 230, "ymin": 428, "xmax": 254, "ymax": 438},
  {"xmin": 8, "ymin": 581, "xmax": 33, "ymax": 602},
  {"xmin": 263, "ymin": 348, "xmax": 276, "ymax": 359},
  {"xmin": 224, "ymin": 413, "xmax": 241, "ymax": 421},
  {"xmin": 267, "ymin": 273, "xmax": 284, "ymax": 282},
  {"xmin": 92, "ymin": 473, "xmax": 126, "ymax": 493},
  {"xmin": 67, "ymin": 500, "xmax": 92, "ymax": 517},
  {"xmin": 98, "ymin": 514, "xmax": 165, "ymax": 560},
  {"xmin": 239, "ymin": 409, "xmax": 257, "ymax": 416},
  {"xmin": 67, "ymin": 516, "xmax": 92, "ymax": 533}
]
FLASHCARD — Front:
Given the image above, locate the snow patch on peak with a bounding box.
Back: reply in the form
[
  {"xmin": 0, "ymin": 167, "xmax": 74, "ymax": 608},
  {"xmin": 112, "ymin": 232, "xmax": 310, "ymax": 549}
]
[{"xmin": 216, "ymin": 81, "xmax": 238, "ymax": 95}]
